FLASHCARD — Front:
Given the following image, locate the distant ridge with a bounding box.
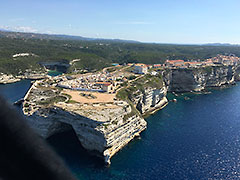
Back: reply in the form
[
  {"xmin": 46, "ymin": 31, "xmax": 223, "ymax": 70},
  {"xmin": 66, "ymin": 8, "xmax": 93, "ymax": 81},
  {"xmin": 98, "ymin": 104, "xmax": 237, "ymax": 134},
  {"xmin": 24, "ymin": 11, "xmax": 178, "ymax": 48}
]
[
  {"xmin": 0, "ymin": 29, "xmax": 140, "ymax": 43},
  {"xmin": 1, "ymin": 29, "xmax": 239, "ymax": 46},
  {"xmin": 203, "ymin": 43, "xmax": 240, "ymax": 47}
]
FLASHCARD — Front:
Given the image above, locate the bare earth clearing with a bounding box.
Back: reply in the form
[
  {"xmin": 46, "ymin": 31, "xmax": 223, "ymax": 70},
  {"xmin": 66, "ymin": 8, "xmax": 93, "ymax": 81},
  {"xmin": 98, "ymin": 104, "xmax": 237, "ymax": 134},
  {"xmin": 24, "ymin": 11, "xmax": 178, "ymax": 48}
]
[{"xmin": 62, "ymin": 89, "xmax": 116, "ymax": 103}]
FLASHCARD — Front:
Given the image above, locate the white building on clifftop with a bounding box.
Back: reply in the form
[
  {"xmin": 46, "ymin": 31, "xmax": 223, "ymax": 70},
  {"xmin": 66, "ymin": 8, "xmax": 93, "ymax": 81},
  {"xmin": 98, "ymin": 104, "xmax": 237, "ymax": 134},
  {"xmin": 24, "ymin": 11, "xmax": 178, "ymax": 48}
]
[{"xmin": 134, "ymin": 64, "xmax": 148, "ymax": 74}]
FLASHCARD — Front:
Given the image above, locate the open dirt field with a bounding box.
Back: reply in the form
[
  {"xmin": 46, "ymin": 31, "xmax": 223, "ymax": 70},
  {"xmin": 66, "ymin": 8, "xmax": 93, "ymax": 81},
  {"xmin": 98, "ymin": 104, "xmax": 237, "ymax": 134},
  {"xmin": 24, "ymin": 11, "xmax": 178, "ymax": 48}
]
[{"xmin": 62, "ymin": 89, "xmax": 116, "ymax": 103}]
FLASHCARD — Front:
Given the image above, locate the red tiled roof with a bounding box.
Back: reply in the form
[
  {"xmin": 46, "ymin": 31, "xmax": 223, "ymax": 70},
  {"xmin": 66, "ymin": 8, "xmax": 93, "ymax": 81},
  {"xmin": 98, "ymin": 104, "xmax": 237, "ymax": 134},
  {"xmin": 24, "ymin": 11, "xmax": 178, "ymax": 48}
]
[
  {"xmin": 166, "ymin": 60, "xmax": 184, "ymax": 63},
  {"xmin": 185, "ymin": 62, "xmax": 202, "ymax": 65},
  {"xmin": 174, "ymin": 64, "xmax": 185, "ymax": 66},
  {"xmin": 135, "ymin": 63, "xmax": 147, "ymax": 67}
]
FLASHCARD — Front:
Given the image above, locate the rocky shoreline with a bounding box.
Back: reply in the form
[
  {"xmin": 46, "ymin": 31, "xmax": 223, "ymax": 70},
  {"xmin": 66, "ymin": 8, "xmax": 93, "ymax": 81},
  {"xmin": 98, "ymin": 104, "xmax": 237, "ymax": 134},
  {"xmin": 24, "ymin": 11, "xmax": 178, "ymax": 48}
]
[
  {"xmin": 0, "ymin": 74, "xmax": 21, "ymax": 84},
  {"xmin": 16, "ymin": 64, "xmax": 240, "ymax": 165},
  {"xmin": 0, "ymin": 72, "xmax": 47, "ymax": 84},
  {"xmin": 20, "ymin": 72, "xmax": 169, "ymax": 165},
  {"xmin": 22, "ymin": 80, "xmax": 148, "ymax": 164},
  {"xmin": 164, "ymin": 65, "xmax": 240, "ymax": 92}
]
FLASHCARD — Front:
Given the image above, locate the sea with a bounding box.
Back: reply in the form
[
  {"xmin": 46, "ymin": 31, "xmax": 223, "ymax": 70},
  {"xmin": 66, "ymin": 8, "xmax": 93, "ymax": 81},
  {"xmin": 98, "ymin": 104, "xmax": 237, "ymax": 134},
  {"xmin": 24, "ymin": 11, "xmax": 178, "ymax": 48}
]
[{"xmin": 1, "ymin": 80, "xmax": 240, "ymax": 180}]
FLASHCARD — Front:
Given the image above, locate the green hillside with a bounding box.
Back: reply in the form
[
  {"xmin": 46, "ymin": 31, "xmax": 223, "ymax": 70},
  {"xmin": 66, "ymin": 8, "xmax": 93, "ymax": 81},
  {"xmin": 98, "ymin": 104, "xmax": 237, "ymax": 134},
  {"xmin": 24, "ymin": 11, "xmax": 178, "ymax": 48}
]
[{"xmin": 1, "ymin": 31, "xmax": 240, "ymax": 74}]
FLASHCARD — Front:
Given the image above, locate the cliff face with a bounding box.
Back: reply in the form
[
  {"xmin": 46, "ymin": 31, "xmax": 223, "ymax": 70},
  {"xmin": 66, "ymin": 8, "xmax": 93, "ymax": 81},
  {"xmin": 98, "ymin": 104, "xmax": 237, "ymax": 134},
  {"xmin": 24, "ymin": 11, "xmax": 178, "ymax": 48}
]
[
  {"xmin": 22, "ymin": 65, "xmax": 240, "ymax": 165},
  {"xmin": 130, "ymin": 86, "xmax": 168, "ymax": 114},
  {"xmin": 25, "ymin": 100, "xmax": 146, "ymax": 165},
  {"xmin": 164, "ymin": 66, "xmax": 237, "ymax": 92},
  {"xmin": 23, "ymin": 74, "xmax": 169, "ymax": 165},
  {"xmin": 116, "ymin": 74, "xmax": 168, "ymax": 115}
]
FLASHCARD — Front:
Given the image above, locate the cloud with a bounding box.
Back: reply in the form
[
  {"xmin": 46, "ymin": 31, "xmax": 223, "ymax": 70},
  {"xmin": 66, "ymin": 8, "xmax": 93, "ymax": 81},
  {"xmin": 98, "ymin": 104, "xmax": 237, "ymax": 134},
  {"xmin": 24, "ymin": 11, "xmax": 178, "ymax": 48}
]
[{"xmin": 0, "ymin": 25, "xmax": 38, "ymax": 33}]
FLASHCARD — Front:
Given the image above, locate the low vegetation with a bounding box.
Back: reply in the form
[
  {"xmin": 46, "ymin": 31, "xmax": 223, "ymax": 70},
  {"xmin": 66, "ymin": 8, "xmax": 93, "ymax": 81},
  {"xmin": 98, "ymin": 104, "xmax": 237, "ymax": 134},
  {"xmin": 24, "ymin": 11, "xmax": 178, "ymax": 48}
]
[
  {"xmin": 200, "ymin": 66, "xmax": 215, "ymax": 74},
  {"xmin": 38, "ymin": 96, "xmax": 67, "ymax": 105},
  {"xmin": 117, "ymin": 74, "xmax": 164, "ymax": 100},
  {"xmin": 117, "ymin": 74, "xmax": 164, "ymax": 121},
  {"xmin": 2, "ymin": 31, "xmax": 240, "ymax": 74}
]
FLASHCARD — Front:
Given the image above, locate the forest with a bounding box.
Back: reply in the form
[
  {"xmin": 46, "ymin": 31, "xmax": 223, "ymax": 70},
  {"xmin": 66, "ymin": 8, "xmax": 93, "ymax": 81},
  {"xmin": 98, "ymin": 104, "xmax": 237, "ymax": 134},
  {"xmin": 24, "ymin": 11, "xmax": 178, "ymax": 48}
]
[{"xmin": 1, "ymin": 30, "xmax": 240, "ymax": 74}]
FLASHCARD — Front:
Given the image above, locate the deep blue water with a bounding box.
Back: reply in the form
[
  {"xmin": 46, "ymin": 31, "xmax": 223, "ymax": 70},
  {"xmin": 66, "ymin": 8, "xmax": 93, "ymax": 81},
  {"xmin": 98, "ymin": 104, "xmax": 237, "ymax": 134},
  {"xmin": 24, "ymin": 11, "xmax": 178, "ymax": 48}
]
[
  {"xmin": 0, "ymin": 80, "xmax": 31, "ymax": 103},
  {"xmin": 2, "ymin": 81, "xmax": 240, "ymax": 180}
]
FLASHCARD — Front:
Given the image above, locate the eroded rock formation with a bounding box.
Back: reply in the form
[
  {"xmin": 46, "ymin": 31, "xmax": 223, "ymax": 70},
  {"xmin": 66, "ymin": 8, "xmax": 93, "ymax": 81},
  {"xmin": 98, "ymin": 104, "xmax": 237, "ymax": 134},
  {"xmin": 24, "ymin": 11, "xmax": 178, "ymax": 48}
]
[{"xmin": 164, "ymin": 65, "xmax": 239, "ymax": 92}]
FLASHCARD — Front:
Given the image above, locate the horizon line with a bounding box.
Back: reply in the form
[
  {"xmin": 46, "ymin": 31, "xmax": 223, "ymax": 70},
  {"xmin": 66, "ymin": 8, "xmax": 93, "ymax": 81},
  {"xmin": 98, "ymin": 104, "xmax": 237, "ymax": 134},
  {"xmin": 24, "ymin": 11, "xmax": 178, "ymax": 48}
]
[{"xmin": 0, "ymin": 28, "xmax": 239, "ymax": 46}]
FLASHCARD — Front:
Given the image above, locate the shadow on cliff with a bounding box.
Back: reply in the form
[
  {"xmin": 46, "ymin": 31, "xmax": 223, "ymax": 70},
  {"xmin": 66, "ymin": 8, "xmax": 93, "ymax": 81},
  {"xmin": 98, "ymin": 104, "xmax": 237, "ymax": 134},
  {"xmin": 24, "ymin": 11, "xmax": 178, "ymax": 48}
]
[
  {"xmin": 29, "ymin": 106, "xmax": 110, "ymax": 165},
  {"xmin": 31, "ymin": 107, "xmax": 106, "ymax": 138},
  {"xmin": 0, "ymin": 96, "xmax": 77, "ymax": 180},
  {"xmin": 47, "ymin": 128, "xmax": 106, "ymax": 169}
]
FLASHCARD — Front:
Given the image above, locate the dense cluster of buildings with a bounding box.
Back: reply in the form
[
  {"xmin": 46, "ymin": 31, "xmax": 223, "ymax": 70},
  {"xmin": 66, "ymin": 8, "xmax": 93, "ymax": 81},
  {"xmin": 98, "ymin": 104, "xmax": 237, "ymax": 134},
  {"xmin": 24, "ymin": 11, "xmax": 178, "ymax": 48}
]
[
  {"xmin": 164, "ymin": 55, "xmax": 240, "ymax": 68},
  {"xmin": 131, "ymin": 54, "xmax": 240, "ymax": 74},
  {"xmin": 57, "ymin": 71, "xmax": 124, "ymax": 93},
  {"xmin": 164, "ymin": 59, "xmax": 211, "ymax": 68},
  {"xmin": 46, "ymin": 54, "xmax": 240, "ymax": 94},
  {"xmin": 207, "ymin": 54, "xmax": 240, "ymax": 66}
]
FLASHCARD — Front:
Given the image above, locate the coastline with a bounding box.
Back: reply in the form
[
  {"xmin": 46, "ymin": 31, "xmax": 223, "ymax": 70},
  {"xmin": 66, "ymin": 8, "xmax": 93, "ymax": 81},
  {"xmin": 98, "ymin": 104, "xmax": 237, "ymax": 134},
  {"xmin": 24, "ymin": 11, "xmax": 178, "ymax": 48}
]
[
  {"xmin": 143, "ymin": 97, "xmax": 169, "ymax": 118},
  {"xmin": 0, "ymin": 73, "xmax": 48, "ymax": 85},
  {"xmin": 4, "ymin": 63, "xmax": 240, "ymax": 165},
  {"xmin": 3, "ymin": 71, "xmax": 240, "ymax": 179}
]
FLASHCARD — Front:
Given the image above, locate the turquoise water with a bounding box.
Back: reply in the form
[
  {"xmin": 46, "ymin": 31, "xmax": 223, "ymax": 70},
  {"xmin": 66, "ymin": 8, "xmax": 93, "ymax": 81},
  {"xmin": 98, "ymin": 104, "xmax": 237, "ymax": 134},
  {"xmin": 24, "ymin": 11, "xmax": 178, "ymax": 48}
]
[
  {"xmin": 47, "ymin": 70, "xmax": 62, "ymax": 76},
  {"xmin": 2, "ymin": 81, "xmax": 240, "ymax": 179}
]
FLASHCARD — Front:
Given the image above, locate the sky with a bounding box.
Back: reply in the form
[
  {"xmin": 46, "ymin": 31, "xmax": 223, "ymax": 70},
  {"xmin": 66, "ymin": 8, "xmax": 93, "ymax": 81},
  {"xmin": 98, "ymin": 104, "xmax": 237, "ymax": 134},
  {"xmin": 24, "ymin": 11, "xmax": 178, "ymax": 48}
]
[{"xmin": 0, "ymin": 0, "xmax": 240, "ymax": 44}]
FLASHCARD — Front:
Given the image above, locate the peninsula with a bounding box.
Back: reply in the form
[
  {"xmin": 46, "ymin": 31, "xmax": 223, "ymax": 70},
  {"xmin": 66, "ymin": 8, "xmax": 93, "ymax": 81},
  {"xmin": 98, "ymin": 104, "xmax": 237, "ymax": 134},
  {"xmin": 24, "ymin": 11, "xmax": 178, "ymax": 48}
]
[{"xmin": 21, "ymin": 54, "xmax": 240, "ymax": 164}]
